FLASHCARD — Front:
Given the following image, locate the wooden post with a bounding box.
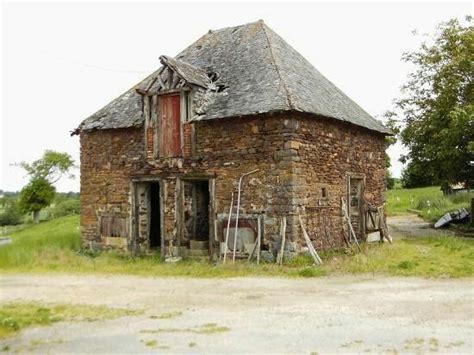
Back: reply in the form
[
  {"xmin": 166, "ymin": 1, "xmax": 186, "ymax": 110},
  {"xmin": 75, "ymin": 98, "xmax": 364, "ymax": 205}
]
[
  {"xmin": 341, "ymin": 197, "xmax": 361, "ymax": 251},
  {"xmin": 257, "ymin": 216, "xmax": 262, "ymax": 265},
  {"xmin": 298, "ymin": 214, "xmax": 323, "ymax": 265},
  {"xmin": 222, "ymin": 192, "xmax": 234, "ymax": 264},
  {"xmin": 276, "ymin": 217, "xmax": 287, "ymax": 265}
]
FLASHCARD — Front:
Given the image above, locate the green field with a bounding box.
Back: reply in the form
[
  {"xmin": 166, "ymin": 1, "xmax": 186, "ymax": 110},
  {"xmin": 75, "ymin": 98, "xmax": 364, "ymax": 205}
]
[
  {"xmin": 387, "ymin": 186, "xmax": 472, "ymax": 221},
  {"xmin": 0, "ymin": 215, "xmax": 472, "ymax": 278}
]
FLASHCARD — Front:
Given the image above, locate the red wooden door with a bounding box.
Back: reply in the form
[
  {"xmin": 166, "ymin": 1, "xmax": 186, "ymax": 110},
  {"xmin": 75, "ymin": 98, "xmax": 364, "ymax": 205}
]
[{"xmin": 159, "ymin": 94, "xmax": 181, "ymax": 157}]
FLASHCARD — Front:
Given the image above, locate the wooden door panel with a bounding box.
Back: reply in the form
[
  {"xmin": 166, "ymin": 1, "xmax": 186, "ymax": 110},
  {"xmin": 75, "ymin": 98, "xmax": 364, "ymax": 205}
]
[{"xmin": 159, "ymin": 94, "xmax": 181, "ymax": 157}]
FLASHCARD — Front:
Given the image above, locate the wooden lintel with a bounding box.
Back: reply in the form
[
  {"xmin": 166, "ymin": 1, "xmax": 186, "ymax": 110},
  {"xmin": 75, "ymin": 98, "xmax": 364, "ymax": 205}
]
[{"xmin": 130, "ymin": 172, "xmax": 217, "ymax": 182}]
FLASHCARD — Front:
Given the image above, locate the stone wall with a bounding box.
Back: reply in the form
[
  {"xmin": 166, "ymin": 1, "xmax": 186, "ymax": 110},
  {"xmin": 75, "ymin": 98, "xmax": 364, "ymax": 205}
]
[
  {"xmin": 80, "ymin": 128, "xmax": 144, "ymax": 248},
  {"xmin": 80, "ymin": 112, "xmax": 387, "ymax": 255},
  {"xmin": 291, "ymin": 114, "xmax": 387, "ymax": 250}
]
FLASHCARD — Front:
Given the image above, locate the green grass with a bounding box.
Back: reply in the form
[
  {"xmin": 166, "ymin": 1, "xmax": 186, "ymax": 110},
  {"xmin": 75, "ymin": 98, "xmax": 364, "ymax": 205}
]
[
  {"xmin": 0, "ymin": 302, "xmax": 140, "ymax": 339},
  {"xmin": 0, "ymin": 215, "xmax": 81, "ymax": 271},
  {"xmin": 0, "ymin": 215, "xmax": 472, "ymax": 278},
  {"xmin": 387, "ymin": 186, "xmax": 472, "ymax": 221},
  {"xmin": 322, "ymin": 236, "xmax": 473, "ymax": 278}
]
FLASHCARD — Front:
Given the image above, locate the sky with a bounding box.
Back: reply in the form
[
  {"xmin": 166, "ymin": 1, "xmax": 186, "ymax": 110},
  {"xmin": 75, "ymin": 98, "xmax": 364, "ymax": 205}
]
[{"xmin": 1, "ymin": 1, "xmax": 471, "ymax": 192}]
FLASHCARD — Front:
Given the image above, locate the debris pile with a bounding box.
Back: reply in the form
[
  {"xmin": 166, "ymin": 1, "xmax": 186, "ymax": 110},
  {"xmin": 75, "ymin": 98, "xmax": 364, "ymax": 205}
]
[{"xmin": 434, "ymin": 208, "xmax": 470, "ymax": 228}]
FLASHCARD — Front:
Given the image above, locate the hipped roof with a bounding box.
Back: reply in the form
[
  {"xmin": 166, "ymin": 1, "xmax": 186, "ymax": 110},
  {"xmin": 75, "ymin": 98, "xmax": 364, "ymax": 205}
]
[{"xmin": 78, "ymin": 20, "xmax": 389, "ymax": 134}]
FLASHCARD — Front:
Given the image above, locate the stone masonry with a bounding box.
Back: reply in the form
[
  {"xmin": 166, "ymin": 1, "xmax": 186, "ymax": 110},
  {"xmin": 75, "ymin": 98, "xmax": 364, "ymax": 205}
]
[{"xmin": 80, "ymin": 112, "xmax": 387, "ymax": 257}]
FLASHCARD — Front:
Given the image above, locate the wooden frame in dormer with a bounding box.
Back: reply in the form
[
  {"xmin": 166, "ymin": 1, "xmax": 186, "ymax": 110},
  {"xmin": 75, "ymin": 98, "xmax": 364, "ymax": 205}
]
[{"xmin": 142, "ymin": 87, "xmax": 193, "ymax": 160}]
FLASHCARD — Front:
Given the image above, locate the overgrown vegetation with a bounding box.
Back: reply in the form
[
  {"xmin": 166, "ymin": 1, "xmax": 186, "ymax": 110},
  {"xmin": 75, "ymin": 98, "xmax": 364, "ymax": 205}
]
[
  {"xmin": 0, "ymin": 192, "xmax": 79, "ymax": 227},
  {"xmin": 387, "ymin": 185, "xmax": 472, "ymax": 221},
  {"xmin": 0, "ymin": 198, "xmax": 23, "ymax": 226},
  {"xmin": 0, "ymin": 215, "xmax": 472, "ymax": 278},
  {"xmin": 388, "ymin": 17, "xmax": 473, "ymax": 190},
  {"xmin": 0, "ymin": 302, "xmax": 140, "ymax": 339}
]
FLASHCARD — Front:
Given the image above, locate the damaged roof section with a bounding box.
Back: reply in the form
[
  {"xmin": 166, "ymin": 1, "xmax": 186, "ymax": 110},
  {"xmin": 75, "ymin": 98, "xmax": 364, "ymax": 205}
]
[
  {"xmin": 78, "ymin": 20, "xmax": 390, "ymax": 134},
  {"xmin": 138, "ymin": 55, "xmax": 215, "ymax": 93}
]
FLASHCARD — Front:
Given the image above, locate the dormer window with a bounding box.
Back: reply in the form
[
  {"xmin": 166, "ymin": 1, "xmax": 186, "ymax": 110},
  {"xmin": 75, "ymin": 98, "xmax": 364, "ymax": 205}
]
[{"xmin": 137, "ymin": 55, "xmax": 222, "ymax": 160}]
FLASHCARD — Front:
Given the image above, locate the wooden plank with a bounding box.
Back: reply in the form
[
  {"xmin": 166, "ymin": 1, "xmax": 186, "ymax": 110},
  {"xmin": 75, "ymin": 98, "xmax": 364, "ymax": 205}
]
[
  {"xmin": 175, "ymin": 178, "xmax": 184, "ymax": 254},
  {"xmin": 276, "ymin": 217, "xmax": 287, "ymax": 266},
  {"xmin": 156, "ymin": 73, "xmax": 166, "ymax": 91},
  {"xmin": 158, "ymin": 93, "xmax": 182, "ymax": 157},
  {"xmin": 341, "ymin": 197, "xmax": 361, "ymax": 251},
  {"xmin": 222, "ymin": 192, "xmax": 234, "ymax": 264},
  {"xmin": 257, "ymin": 216, "xmax": 262, "ymax": 265},
  {"xmin": 298, "ymin": 214, "xmax": 323, "ymax": 265},
  {"xmin": 160, "ymin": 179, "xmax": 166, "ymax": 257}
]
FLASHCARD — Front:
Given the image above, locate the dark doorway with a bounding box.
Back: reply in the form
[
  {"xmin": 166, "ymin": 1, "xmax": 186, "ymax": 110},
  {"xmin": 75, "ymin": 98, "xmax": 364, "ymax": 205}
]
[
  {"xmin": 184, "ymin": 180, "xmax": 210, "ymax": 242},
  {"xmin": 149, "ymin": 182, "xmax": 161, "ymax": 249}
]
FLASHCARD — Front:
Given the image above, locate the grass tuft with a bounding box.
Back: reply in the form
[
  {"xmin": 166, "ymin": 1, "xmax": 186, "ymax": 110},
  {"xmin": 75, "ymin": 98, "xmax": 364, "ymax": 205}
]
[
  {"xmin": 150, "ymin": 311, "xmax": 182, "ymax": 319},
  {"xmin": 0, "ymin": 302, "xmax": 141, "ymax": 339}
]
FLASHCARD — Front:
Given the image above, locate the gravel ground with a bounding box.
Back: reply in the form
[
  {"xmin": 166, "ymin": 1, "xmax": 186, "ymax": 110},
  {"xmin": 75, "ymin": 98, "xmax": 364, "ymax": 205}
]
[
  {"xmin": 388, "ymin": 214, "xmax": 455, "ymax": 239},
  {"xmin": 0, "ymin": 274, "xmax": 473, "ymax": 354}
]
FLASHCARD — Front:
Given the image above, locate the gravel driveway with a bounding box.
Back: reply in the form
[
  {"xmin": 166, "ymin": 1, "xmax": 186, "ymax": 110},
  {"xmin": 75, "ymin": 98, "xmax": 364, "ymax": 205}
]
[{"xmin": 1, "ymin": 274, "xmax": 473, "ymax": 354}]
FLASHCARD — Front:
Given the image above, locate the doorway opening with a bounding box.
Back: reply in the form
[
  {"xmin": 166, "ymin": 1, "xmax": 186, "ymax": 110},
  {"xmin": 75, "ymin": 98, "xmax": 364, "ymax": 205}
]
[
  {"xmin": 149, "ymin": 182, "xmax": 161, "ymax": 249},
  {"xmin": 184, "ymin": 180, "xmax": 210, "ymax": 243},
  {"xmin": 347, "ymin": 176, "xmax": 365, "ymax": 239}
]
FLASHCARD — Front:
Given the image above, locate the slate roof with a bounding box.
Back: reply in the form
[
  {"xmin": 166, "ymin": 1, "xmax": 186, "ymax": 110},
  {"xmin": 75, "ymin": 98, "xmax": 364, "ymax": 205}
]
[{"xmin": 78, "ymin": 20, "xmax": 389, "ymax": 134}]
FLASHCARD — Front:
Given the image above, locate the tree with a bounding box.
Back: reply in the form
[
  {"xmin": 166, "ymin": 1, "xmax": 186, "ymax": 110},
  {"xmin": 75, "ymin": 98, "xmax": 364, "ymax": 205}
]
[
  {"xmin": 20, "ymin": 150, "xmax": 75, "ymax": 183},
  {"xmin": 18, "ymin": 178, "xmax": 56, "ymax": 223},
  {"xmin": 401, "ymin": 160, "xmax": 437, "ymax": 188},
  {"xmin": 382, "ymin": 112, "xmax": 400, "ymax": 189},
  {"xmin": 391, "ymin": 17, "xmax": 473, "ymax": 190},
  {"xmin": 17, "ymin": 151, "xmax": 75, "ymax": 223}
]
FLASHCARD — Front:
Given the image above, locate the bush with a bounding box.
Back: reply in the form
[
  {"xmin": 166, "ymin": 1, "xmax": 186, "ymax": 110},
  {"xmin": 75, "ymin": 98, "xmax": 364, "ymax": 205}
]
[
  {"xmin": 48, "ymin": 199, "xmax": 80, "ymax": 218},
  {"xmin": 0, "ymin": 202, "xmax": 23, "ymax": 226}
]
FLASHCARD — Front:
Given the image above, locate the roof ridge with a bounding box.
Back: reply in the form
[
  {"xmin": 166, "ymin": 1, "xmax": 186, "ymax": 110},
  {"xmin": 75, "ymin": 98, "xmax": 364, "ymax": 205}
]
[{"xmin": 260, "ymin": 22, "xmax": 294, "ymax": 110}]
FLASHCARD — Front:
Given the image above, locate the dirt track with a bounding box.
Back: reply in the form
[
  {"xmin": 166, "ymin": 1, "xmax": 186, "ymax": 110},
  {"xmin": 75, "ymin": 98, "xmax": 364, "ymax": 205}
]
[
  {"xmin": 1, "ymin": 274, "xmax": 473, "ymax": 354},
  {"xmin": 388, "ymin": 214, "xmax": 455, "ymax": 239}
]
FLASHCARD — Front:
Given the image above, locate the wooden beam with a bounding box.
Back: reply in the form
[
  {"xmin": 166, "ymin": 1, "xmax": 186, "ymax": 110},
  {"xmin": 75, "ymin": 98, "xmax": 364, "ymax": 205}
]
[
  {"xmin": 298, "ymin": 214, "xmax": 323, "ymax": 265},
  {"xmin": 276, "ymin": 217, "xmax": 287, "ymax": 266}
]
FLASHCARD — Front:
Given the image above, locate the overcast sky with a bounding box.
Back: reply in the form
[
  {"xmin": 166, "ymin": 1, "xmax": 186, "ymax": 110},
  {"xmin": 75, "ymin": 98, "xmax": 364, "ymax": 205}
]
[{"xmin": 1, "ymin": 1, "xmax": 471, "ymax": 192}]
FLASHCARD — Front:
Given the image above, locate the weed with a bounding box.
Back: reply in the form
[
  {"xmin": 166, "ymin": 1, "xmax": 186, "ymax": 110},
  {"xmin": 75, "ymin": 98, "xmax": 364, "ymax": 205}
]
[
  {"xmin": 142, "ymin": 323, "xmax": 230, "ymax": 335},
  {"xmin": 396, "ymin": 260, "xmax": 418, "ymax": 270},
  {"xmin": 298, "ymin": 267, "xmax": 324, "ymax": 277},
  {"xmin": 0, "ymin": 302, "xmax": 141, "ymax": 339},
  {"xmin": 150, "ymin": 311, "xmax": 182, "ymax": 319},
  {"xmin": 144, "ymin": 340, "xmax": 157, "ymax": 348}
]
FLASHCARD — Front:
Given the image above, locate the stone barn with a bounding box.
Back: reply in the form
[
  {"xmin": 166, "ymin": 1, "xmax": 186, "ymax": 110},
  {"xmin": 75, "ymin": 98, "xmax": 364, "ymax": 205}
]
[{"xmin": 75, "ymin": 20, "xmax": 390, "ymax": 260}]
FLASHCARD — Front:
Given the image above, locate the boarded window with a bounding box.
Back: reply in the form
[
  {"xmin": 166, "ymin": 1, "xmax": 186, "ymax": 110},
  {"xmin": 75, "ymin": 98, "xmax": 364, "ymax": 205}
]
[
  {"xmin": 100, "ymin": 216, "xmax": 129, "ymax": 238},
  {"xmin": 159, "ymin": 93, "xmax": 181, "ymax": 157}
]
